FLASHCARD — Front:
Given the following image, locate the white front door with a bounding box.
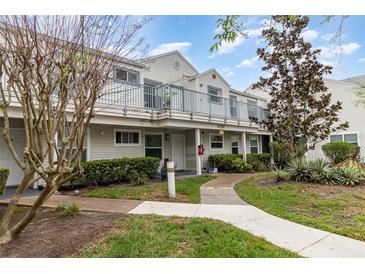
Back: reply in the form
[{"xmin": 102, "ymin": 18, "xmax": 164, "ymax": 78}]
[
  {"xmin": 172, "ymin": 134, "xmax": 185, "ymax": 170},
  {"xmin": 0, "ymin": 129, "xmax": 26, "ymax": 186}
]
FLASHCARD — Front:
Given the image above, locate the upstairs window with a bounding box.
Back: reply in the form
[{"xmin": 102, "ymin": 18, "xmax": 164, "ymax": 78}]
[
  {"xmin": 115, "ymin": 68, "xmax": 139, "ymax": 84},
  {"xmin": 208, "ymin": 86, "xmax": 222, "ymax": 104},
  {"xmin": 247, "ymin": 99, "xmax": 258, "ymax": 119},
  {"xmin": 330, "ymin": 133, "xmax": 359, "ymax": 146}
]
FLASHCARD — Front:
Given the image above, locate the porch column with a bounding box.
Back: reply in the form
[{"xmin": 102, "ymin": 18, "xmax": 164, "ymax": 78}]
[
  {"xmin": 269, "ymin": 134, "xmax": 274, "ymax": 164},
  {"xmin": 242, "ymin": 132, "xmax": 247, "ymax": 161},
  {"xmin": 195, "ymin": 128, "xmax": 202, "ymax": 175}
]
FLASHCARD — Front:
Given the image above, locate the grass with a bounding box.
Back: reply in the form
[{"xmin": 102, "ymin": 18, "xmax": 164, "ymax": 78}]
[
  {"xmin": 82, "ymin": 175, "xmax": 214, "ymax": 203},
  {"xmin": 78, "ymin": 215, "xmax": 298, "ymax": 258},
  {"xmin": 235, "ymin": 173, "xmax": 365, "ymax": 241},
  {"xmin": 56, "ymin": 203, "xmax": 81, "ymax": 217}
]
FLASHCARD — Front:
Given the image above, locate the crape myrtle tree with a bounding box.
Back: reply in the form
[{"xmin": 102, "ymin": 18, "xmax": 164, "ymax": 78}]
[
  {"xmin": 0, "ymin": 15, "xmax": 150, "ymax": 243},
  {"xmin": 252, "ymin": 16, "xmax": 348, "ymax": 156},
  {"xmin": 211, "ymin": 15, "xmax": 348, "ymax": 157}
]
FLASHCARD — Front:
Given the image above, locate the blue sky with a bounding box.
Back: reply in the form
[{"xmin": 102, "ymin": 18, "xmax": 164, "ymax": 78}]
[{"xmin": 140, "ymin": 15, "xmax": 365, "ymax": 91}]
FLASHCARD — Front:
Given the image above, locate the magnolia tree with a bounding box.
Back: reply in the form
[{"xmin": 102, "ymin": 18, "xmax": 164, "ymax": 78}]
[
  {"xmin": 0, "ymin": 15, "xmax": 150, "ymax": 243},
  {"xmin": 252, "ymin": 16, "xmax": 348, "ymax": 156}
]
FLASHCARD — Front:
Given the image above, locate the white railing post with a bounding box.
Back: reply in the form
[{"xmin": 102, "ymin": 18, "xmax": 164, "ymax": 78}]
[{"xmin": 167, "ymin": 161, "xmax": 176, "ymax": 198}]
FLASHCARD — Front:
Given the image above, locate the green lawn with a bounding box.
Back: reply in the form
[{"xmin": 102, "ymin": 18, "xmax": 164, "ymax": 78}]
[
  {"xmin": 83, "ymin": 175, "xmax": 214, "ymax": 203},
  {"xmin": 78, "ymin": 215, "xmax": 298, "ymax": 258},
  {"xmin": 235, "ymin": 173, "xmax": 365, "ymax": 241}
]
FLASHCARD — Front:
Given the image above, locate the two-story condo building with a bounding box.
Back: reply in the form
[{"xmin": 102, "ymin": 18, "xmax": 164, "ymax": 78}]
[
  {"xmin": 0, "ymin": 50, "xmax": 271, "ymax": 187},
  {"xmin": 245, "ymin": 76, "xmax": 365, "ymax": 162}
]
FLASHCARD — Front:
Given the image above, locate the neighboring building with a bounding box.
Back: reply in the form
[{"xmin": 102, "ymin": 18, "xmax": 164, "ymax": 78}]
[
  {"xmin": 0, "ymin": 50, "xmax": 271, "ymax": 187},
  {"xmin": 245, "ymin": 77, "xmax": 365, "ymax": 162}
]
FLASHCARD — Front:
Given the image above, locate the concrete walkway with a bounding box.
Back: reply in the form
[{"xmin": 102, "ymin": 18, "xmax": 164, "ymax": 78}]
[
  {"xmin": 200, "ymin": 173, "xmax": 248, "ymax": 205},
  {"xmin": 3, "ymin": 173, "xmax": 365, "ymax": 257}
]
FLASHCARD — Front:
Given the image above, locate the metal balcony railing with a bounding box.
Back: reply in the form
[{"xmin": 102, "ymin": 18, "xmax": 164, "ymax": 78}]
[{"xmin": 97, "ymin": 79, "xmax": 269, "ymax": 123}]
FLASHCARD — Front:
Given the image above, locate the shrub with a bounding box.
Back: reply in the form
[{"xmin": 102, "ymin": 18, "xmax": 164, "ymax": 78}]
[
  {"xmin": 56, "ymin": 203, "xmax": 80, "ymax": 217},
  {"xmin": 308, "ymin": 159, "xmax": 329, "ymax": 183},
  {"xmin": 246, "ymin": 153, "xmax": 271, "ymax": 171},
  {"xmin": 269, "ymin": 141, "xmax": 291, "ymax": 168},
  {"xmin": 0, "ymin": 168, "xmax": 10, "ymax": 195},
  {"xmin": 80, "ymin": 157, "xmax": 160, "ymax": 186},
  {"xmin": 322, "ymin": 142, "xmax": 358, "ymax": 165},
  {"xmin": 127, "ymin": 170, "xmax": 148, "ymax": 186},
  {"xmin": 286, "ymin": 158, "xmax": 312, "ymax": 182},
  {"xmin": 273, "ymin": 166, "xmax": 288, "ymax": 183},
  {"xmin": 208, "ymin": 154, "xmax": 243, "ymax": 172},
  {"xmin": 335, "ymin": 167, "xmax": 364, "ymax": 186},
  {"xmin": 231, "ymin": 158, "xmax": 253, "ymax": 173}
]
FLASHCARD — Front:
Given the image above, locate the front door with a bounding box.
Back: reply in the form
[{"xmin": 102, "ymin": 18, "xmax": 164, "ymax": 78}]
[
  {"xmin": 172, "ymin": 134, "xmax": 185, "ymax": 170},
  {"xmin": 0, "ymin": 129, "xmax": 26, "ymax": 186}
]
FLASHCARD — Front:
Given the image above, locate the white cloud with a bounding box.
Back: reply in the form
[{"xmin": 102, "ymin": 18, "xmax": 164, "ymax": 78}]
[
  {"xmin": 208, "ymin": 35, "xmax": 246, "ymax": 59},
  {"xmin": 319, "ymin": 59, "xmax": 335, "ymax": 67},
  {"xmin": 220, "ymin": 67, "xmax": 235, "ymax": 77},
  {"xmin": 150, "ymin": 42, "xmax": 192, "ymax": 55},
  {"xmin": 358, "ymin": 57, "xmax": 365, "ymax": 63},
  {"xmin": 236, "ymin": 56, "xmax": 259, "ymax": 68},
  {"xmin": 319, "ymin": 42, "xmax": 361, "ymax": 58},
  {"xmin": 301, "ymin": 29, "xmax": 319, "ymax": 41}
]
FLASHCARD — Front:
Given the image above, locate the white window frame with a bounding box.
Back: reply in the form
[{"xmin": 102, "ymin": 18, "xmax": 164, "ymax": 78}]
[
  {"xmin": 247, "ymin": 98, "xmax": 258, "ymax": 119},
  {"xmin": 114, "ymin": 129, "xmax": 141, "ymax": 147},
  {"xmin": 329, "ymin": 131, "xmax": 360, "ymax": 146},
  {"xmin": 208, "ymin": 85, "xmax": 223, "ymax": 105},
  {"xmin": 210, "ymin": 133, "xmax": 224, "ymax": 150},
  {"xmin": 249, "ymin": 136, "xmax": 259, "ymax": 154},
  {"xmin": 144, "ymin": 132, "xmax": 164, "ymax": 159},
  {"xmin": 231, "ymin": 135, "xmax": 240, "ymax": 154},
  {"xmin": 114, "ymin": 67, "xmax": 140, "ymax": 84}
]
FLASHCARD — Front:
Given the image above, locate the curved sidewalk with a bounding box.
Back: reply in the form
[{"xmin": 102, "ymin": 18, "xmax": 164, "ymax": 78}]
[{"xmin": 129, "ymin": 173, "xmax": 365, "ymax": 258}]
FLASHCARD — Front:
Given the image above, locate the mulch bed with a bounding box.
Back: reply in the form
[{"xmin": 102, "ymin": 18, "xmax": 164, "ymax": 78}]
[{"xmin": 0, "ymin": 206, "xmax": 122, "ymax": 257}]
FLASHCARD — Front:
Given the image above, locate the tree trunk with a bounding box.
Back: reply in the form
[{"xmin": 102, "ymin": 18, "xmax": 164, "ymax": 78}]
[{"xmin": 0, "ymin": 171, "xmax": 35, "ymax": 239}]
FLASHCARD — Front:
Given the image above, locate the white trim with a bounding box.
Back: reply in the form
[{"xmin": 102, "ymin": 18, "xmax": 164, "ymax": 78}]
[
  {"xmin": 249, "ymin": 136, "xmax": 259, "ymax": 154},
  {"xmin": 209, "ymin": 133, "xmax": 224, "ymax": 151},
  {"xmin": 114, "ymin": 129, "xmax": 142, "ymax": 147},
  {"xmin": 231, "ymin": 135, "xmax": 240, "ymax": 154},
  {"xmin": 144, "ymin": 132, "xmax": 164, "ymax": 159},
  {"xmin": 329, "ymin": 131, "xmax": 360, "ymax": 146},
  {"xmin": 171, "ymin": 134, "xmax": 186, "ymax": 170}
]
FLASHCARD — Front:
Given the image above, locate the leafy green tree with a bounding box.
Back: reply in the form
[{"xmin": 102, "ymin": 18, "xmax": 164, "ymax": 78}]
[{"xmin": 252, "ymin": 16, "xmax": 348, "ymax": 156}]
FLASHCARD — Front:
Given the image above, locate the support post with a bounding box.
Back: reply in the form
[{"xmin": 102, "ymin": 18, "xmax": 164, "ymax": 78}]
[
  {"xmin": 269, "ymin": 134, "xmax": 274, "ymax": 164},
  {"xmin": 167, "ymin": 161, "xmax": 176, "ymax": 198},
  {"xmin": 195, "ymin": 128, "xmax": 202, "ymax": 175},
  {"xmin": 242, "ymin": 132, "xmax": 247, "ymax": 161}
]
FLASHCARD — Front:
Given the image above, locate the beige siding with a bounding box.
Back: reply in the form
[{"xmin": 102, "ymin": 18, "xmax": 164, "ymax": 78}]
[
  {"xmin": 144, "ymin": 53, "xmax": 197, "ymax": 85},
  {"xmin": 89, "ymin": 124, "xmax": 145, "ymax": 160},
  {"xmin": 308, "ymin": 79, "xmax": 365, "ymax": 161}
]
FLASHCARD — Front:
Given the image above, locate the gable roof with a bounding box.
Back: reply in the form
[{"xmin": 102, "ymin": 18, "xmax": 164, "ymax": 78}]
[
  {"xmin": 341, "ymin": 74, "xmax": 365, "ymax": 86},
  {"xmin": 145, "ymin": 50, "xmax": 199, "ymax": 74},
  {"xmin": 188, "ymin": 68, "xmax": 231, "ymax": 87}
]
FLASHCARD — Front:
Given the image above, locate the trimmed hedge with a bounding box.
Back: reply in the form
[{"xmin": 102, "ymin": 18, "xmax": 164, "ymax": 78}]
[
  {"xmin": 208, "ymin": 154, "xmax": 243, "ymax": 172},
  {"xmin": 322, "ymin": 142, "xmax": 358, "ymax": 165},
  {"xmin": 246, "ymin": 153, "xmax": 272, "ymax": 171},
  {"xmin": 80, "ymin": 157, "xmax": 160, "ymax": 186},
  {"xmin": 0, "ymin": 167, "xmax": 10, "ymax": 194}
]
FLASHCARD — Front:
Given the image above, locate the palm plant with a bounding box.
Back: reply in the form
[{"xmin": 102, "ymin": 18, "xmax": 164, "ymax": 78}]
[{"xmin": 286, "ymin": 158, "xmax": 311, "ymax": 182}]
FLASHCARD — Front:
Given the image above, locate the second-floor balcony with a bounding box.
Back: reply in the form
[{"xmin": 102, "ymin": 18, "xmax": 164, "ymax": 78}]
[{"xmin": 97, "ymin": 80, "xmax": 269, "ymax": 125}]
